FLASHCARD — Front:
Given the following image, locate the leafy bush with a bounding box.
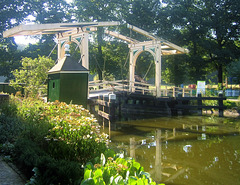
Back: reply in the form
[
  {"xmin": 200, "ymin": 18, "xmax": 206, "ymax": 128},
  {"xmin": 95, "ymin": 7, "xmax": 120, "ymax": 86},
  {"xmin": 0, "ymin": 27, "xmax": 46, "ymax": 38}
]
[
  {"xmin": 1, "ymin": 95, "xmax": 161, "ymax": 184},
  {"xmin": 81, "ymin": 151, "xmax": 164, "ymax": 185},
  {"xmin": 0, "ymin": 115, "xmax": 22, "ymax": 144},
  {"xmin": 43, "ymin": 100, "xmax": 108, "ymax": 163},
  {"xmin": 0, "ymin": 95, "xmax": 108, "ymax": 184},
  {"xmin": 223, "ymin": 100, "xmax": 237, "ymax": 109},
  {"xmin": 10, "ymin": 56, "xmax": 55, "ymax": 97}
]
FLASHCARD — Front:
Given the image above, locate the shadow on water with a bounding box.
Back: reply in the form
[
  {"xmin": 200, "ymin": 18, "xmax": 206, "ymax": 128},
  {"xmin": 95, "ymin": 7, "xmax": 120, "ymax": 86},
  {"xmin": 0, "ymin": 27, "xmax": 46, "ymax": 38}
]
[{"xmin": 105, "ymin": 116, "xmax": 240, "ymax": 185}]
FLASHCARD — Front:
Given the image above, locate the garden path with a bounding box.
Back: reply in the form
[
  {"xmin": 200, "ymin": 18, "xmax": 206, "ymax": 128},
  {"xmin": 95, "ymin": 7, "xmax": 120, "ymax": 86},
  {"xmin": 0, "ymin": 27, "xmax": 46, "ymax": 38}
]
[{"xmin": 0, "ymin": 156, "xmax": 26, "ymax": 185}]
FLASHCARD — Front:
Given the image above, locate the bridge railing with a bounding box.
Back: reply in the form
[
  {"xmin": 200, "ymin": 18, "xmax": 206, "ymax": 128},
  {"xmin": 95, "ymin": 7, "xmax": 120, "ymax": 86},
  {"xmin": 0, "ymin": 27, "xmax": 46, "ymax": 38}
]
[
  {"xmin": 161, "ymin": 86, "xmax": 196, "ymax": 97},
  {"xmin": 90, "ymin": 81, "xmax": 240, "ymax": 97},
  {"xmin": 89, "ymin": 80, "xmax": 156, "ymax": 95},
  {"xmin": 89, "ymin": 80, "xmax": 129, "ymax": 92}
]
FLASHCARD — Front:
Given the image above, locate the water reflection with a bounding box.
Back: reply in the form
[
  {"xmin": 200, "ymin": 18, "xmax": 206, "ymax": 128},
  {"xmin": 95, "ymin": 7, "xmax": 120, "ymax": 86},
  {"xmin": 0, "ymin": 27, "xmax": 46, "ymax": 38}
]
[{"xmin": 107, "ymin": 116, "xmax": 240, "ymax": 185}]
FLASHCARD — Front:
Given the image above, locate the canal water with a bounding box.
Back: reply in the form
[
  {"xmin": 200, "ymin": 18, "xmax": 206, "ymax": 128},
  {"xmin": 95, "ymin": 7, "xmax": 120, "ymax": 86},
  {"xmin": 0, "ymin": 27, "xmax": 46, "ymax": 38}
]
[{"xmin": 107, "ymin": 116, "xmax": 240, "ymax": 185}]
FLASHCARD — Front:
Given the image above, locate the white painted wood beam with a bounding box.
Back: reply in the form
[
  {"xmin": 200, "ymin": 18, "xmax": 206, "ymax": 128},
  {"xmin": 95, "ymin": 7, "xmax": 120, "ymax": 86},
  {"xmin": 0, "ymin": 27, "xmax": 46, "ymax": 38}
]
[
  {"xmin": 3, "ymin": 22, "xmax": 120, "ymax": 38},
  {"xmin": 128, "ymin": 40, "xmax": 162, "ymax": 48},
  {"xmin": 127, "ymin": 24, "xmax": 157, "ymax": 40},
  {"xmin": 104, "ymin": 30, "xmax": 139, "ymax": 44},
  {"xmin": 162, "ymin": 41, "xmax": 189, "ymax": 54}
]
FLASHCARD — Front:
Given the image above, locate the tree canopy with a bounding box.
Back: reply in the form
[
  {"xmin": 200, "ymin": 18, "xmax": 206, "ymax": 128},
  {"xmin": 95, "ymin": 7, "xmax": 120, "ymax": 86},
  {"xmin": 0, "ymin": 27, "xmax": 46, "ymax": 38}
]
[
  {"xmin": 1, "ymin": 0, "xmax": 239, "ymax": 86},
  {"xmin": 0, "ymin": 0, "xmax": 71, "ymax": 81}
]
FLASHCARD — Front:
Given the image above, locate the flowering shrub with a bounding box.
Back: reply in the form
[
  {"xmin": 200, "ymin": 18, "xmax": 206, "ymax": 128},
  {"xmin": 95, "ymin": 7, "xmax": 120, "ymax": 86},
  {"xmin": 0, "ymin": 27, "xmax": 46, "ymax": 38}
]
[
  {"xmin": 1, "ymin": 96, "xmax": 161, "ymax": 184},
  {"xmin": 42, "ymin": 100, "xmax": 108, "ymax": 162},
  {"xmin": 5, "ymin": 96, "xmax": 108, "ymax": 164}
]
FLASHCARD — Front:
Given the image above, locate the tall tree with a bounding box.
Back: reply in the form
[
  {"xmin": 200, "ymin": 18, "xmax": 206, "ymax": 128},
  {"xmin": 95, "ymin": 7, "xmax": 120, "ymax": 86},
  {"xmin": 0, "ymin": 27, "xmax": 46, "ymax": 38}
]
[
  {"xmin": 0, "ymin": 0, "xmax": 72, "ymax": 80},
  {"xmin": 0, "ymin": 0, "xmax": 33, "ymax": 80},
  {"xmin": 73, "ymin": 0, "xmax": 127, "ymax": 80},
  {"xmin": 22, "ymin": 0, "xmax": 72, "ymax": 60},
  {"xmin": 203, "ymin": 0, "xmax": 240, "ymax": 86},
  {"xmin": 160, "ymin": 0, "xmax": 240, "ymax": 86},
  {"xmin": 126, "ymin": 0, "xmax": 161, "ymax": 33}
]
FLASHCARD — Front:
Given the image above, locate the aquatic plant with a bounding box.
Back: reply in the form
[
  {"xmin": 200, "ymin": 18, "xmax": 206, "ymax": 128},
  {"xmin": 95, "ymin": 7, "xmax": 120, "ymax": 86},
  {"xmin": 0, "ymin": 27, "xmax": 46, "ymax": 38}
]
[{"xmin": 81, "ymin": 151, "xmax": 164, "ymax": 185}]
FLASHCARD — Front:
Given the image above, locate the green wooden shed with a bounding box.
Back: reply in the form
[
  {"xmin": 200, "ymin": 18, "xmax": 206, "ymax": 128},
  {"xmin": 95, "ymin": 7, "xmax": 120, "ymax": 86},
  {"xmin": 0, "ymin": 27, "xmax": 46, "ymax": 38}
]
[{"xmin": 47, "ymin": 55, "xmax": 89, "ymax": 107}]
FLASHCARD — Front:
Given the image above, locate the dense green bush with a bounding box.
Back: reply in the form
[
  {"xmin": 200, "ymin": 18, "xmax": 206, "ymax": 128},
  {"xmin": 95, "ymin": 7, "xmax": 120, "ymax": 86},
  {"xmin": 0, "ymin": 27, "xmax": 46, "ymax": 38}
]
[
  {"xmin": 42, "ymin": 100, "xmax": 108, "ymax": 163},
  {"xmin": 10, "ymin": 56, "xmax": 55, "ymax": 97},
  {"xmin": 0, "ymin": 115, "xmax": 22, "ymax": 144},
  {"xmin": 0, "ymin": 96, "xmax": 108, "ymax": 184}
]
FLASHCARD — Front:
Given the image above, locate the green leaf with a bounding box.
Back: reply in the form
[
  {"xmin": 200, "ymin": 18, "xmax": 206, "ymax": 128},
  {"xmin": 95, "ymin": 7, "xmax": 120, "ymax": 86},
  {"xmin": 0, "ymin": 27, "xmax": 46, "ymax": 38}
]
[
  {"xmin": 114, "ymin": 175, "xmax": 123, "ymax": 184},
  {"xmin": 136, "ymin": 179, "xmax": 144, "ymax": 185},
  {"xmin": 133, "ymin": 162, "xmax": 141, "ymax": 170},
  {"xmin": 84, "ymin": 169, "xmax": 92, "ymax": 180},
  {"xmin": 129, "ymin": 176, "xmax": 138, "ymax": 185},
  {"xmin": 85, "ymin": 162, "xmax": 94, "ymax": 170},
  {"xmin": 81, "ymin": 178, "xmax": 95, "ymax": 185},
  {"xmin": 94, "ymin": 169, "xmax": 103, "ymax": 178},
  {"xmin": 139, "ymin": 171, "xmax": 150, "ymax": 178},
  {"xmin": 95, "ymin": 178, "xmax": 105, "ymax": 185},
  {"xmin": 143, "ymin": 178, "xmax": 148, "ymax": 185},
  {"xmin": 103, "ymin": 169, "xmax": 111, "ymax": 184},
  {"xmin": 104, "ymin": 149, "xmax": 115, "ymax": 158}
]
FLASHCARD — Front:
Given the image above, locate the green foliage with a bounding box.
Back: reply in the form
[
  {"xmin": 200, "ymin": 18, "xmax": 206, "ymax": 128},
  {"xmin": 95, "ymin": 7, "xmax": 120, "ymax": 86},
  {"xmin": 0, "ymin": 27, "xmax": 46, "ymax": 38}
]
[
  {"xmin": 10, "ymin": 56, "xmax": 54, "ymax": 97},
  {"xmin": 162, "ymin": 55, "xmax": 188, "ymax": 86},
  {"xmin": 14, "ymin": 139, "xmax": 83, "ymax": 184},
  {"xmin": 223, "ymin": 100, "xmax": 238, "ymax": 109},
  {"xmin": 135, "ymin": 52, "xmax": 155, "ymax": 81},
  {"xmin": 227, "ymin": 60, "xmax": 240, "ymax": 83},
  {"xmin": 81, "ymin": 152, "xmax": 164, "ymax": 185},
  {"xmin": 0, "ymin": 95, "xmax": 108, "ymax": 184},
  {"xmin": 0, "ymin": 0, "xmax": 71, "ymax": 80},
  {"xmin": 43, "ymin": 100, "xmax": 108, "ymax": 163},
  {"xmin": 0, "ymin": 115, "xmax": 22, "ymax": 144},
  {"xmin": 160, "ymin": 0, "xmax": 240, "ymax": 84}
]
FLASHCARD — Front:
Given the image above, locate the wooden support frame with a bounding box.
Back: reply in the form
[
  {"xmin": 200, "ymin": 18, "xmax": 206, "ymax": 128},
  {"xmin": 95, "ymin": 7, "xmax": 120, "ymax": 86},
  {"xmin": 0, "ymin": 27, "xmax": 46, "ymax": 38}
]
[{"xmin": 3, "ymin": 21, "xmax": 188, "ymax": 97}]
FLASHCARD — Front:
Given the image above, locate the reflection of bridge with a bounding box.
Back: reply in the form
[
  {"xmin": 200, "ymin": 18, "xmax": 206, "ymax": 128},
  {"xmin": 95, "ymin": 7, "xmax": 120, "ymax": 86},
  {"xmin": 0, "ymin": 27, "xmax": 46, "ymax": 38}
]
[
  {"xmin": 128, "ymin": 129, "xmax": 186, "ymax": 183},
  {"xmin": 111, "ymin": 121, "xmax": 239, "ymax": 184}
]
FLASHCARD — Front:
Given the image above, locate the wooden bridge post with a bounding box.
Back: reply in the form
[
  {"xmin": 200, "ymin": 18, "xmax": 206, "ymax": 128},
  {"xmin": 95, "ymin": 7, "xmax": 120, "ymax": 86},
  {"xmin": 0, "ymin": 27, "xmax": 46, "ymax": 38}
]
[
  {"xmin": 98, "ymin": 95, "xmax": 104, "ymax": 128},
  {"xmin": 109, "ymin": 93, "xmax": 116, "ymax": 130},
  {"xmin": 173, "ymin": 87, "xmax": 175, "ymax": 97},
  {"xmin": 177, "ymin": 93, "xmax": 183, "ymax": 115},
  {"xmin": 197, "ymin": 93, "xmax": 202, "ymax": 116},
  {"xmin": 182, "ymin": 88, "xmax": 185, "ymax": 97},
  {"xmin": 218, "ymin": 93, "xmax": 224, "ymax": 117},
  {"xmin": 165, "ymin": 86, "xmax": 168, "ymax": 96}
]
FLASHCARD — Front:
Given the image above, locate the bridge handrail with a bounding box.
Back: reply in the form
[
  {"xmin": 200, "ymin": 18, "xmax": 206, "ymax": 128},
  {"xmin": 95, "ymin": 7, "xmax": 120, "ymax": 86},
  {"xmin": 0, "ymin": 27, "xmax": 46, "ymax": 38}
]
[{"xmin": 89, "ymin": 80, "xmax": 156, "ymax": 94}]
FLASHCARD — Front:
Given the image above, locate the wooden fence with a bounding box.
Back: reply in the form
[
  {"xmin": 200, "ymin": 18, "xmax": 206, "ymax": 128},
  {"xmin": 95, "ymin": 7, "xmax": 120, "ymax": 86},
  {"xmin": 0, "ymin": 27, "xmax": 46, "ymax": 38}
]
[{"xmin": 175, "ymin": 93, "xmax": 226, "ymax": 117}]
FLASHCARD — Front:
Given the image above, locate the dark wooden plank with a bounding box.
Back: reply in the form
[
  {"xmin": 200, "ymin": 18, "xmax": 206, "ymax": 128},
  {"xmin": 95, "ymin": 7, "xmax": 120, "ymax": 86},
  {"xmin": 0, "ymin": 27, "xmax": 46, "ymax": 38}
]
[
  {"xmin": 98, "ymin": 110, "xmax": 110, "ymax": 120},
  {"xmin": 175, "ymin": 105, "xmax": 226, "ymax": 109},
  {"xmin": 176, "ymin": 97, "xmax": 226, "ymax": 100},
  {"xmin": 97, "ymin": 99, "xmax": 111, "ymax": 107}
]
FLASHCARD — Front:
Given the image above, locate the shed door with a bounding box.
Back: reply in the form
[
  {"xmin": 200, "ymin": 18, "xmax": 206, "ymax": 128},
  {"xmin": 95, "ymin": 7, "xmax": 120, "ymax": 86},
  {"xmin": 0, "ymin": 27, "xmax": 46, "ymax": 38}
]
[{"xmin": 48, "ymin": 79, "xmax": 60, "ymax": 102}]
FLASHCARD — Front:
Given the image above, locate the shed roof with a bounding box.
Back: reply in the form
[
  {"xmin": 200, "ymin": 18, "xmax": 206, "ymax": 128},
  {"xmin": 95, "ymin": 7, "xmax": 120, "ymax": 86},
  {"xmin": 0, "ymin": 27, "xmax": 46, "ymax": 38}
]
[{"xmin": 48, "ymin": 56, "xmax": 88, "ymax": 74}]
